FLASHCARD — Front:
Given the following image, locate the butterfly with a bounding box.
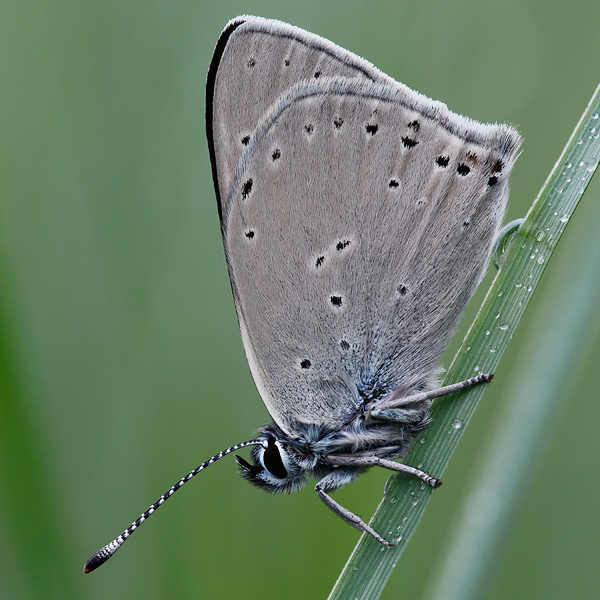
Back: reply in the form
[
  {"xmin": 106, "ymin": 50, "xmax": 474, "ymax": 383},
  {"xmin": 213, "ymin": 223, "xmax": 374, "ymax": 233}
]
[{"xmin": 84, "ymin": 15, "xmax": 520, "ymax": 573}]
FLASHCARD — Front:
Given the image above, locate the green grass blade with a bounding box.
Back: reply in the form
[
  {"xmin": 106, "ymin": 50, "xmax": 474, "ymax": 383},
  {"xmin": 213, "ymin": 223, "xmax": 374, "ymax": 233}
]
[
  {"xmin": 328, "ymin": 84, "xmax": 600, "ymax": 600},
  {"xmin": 425, "ymin": 184, "xmax": 600, "ymax": 600}
]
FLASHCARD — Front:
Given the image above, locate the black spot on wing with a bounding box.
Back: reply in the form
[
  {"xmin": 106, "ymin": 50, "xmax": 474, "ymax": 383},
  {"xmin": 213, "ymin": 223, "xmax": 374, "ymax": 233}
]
[
  {"xmin": 241, "ymin": 178, "xmax": 253, "ymax": 199},
  {"xmin": 330, "ymin": 295, "xmax": 343, "ymax": 307}
]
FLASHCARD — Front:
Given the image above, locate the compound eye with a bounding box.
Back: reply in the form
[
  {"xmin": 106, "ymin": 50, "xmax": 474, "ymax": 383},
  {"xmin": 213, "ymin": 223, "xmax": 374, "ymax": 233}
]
[{"xmin": 262, "ymin": 441, "xmax": 287, "ymax": 479}]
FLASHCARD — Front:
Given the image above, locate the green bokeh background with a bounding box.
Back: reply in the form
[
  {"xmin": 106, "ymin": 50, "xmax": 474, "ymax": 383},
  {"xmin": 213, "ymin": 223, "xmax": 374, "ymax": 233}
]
[{"xmin": 1, "ymin": 1, "xmax": 599, "ymax": 599}]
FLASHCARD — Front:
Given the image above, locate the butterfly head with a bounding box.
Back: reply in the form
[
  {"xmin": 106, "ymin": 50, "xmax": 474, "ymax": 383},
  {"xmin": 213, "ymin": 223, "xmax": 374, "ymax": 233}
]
[{"xmin": 235, "ymin": 425, "xmax": 312, "ymax": 494}]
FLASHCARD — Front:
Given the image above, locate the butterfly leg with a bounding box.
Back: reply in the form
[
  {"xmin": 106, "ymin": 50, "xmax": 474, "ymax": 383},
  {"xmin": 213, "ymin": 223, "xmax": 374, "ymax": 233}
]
[
  {"xmin": 367, "ymin": 372, "xmax": 493, "ymax": 421},
  {"xmin": 323, "ymin": 455, "xmax": 441, "ymax": 488},
  {"xmin": 315, "ymin": 472, "xmax": 393, "ymax": 547}
]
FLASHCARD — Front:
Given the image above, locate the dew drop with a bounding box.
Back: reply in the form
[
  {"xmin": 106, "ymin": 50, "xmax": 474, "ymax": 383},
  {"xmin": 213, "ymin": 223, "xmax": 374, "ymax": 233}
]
[
  {"xmin": 499, "ymin": 322, "xmax": 509, "ymax": 331},
  {"xmin": 452, "ymin": 419, "xmax": 463, "ymax": 429},
  {"xmin": 515, "ymin": 281, "xmax": 522, "ymax": 288},
  {"xmin": 536, "ymin": 231, "xmax": 545, "ymax": 241},
  {"xmin": 493, "ymin": 312, "xmax": 500, "ymax": 319},
  {"xmin": 485, "ymin": 330, "xmax": 491, "ymax": 335},
  {"xmin": 537, "ymin": 256, "xmax": 545, "ymax": 265},
  {"xmin": 586, "ymin": 158, "xmax": 598, "ymax": 172},
  {"xmin": 592, "ymin": 113, "xmax": 599, "ymax": 120},
  {"xmin": 489, "ymin": 345, "xmax": 497, "ymax": 353},
  {"xmin": 474, "ymin": 364, "xmax": 480, "ymax": 371},
  {"xmin": 527, "ymin": 285, "xmax": 533, "ymax": 292},
  {"xmin": 411, "ymin": 497, "xmax": 420, "ymax": 506},
  {"xmin": 420, "ymin": 437, "xmax": 427, "ymax": 444},
  {"xmin": 497, "ymin": 290, "xmax": 503, "ymax": 297},
  {"xmin": 390, "ymin": 497, "xmax": 397, "ymax": 504}
]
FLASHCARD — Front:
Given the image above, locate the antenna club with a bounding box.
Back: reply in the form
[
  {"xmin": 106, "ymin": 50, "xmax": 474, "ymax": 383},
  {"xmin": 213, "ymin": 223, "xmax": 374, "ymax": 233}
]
[{"xmin": 83, "ymin": 549, "xmax": 110, "ymax": 574}]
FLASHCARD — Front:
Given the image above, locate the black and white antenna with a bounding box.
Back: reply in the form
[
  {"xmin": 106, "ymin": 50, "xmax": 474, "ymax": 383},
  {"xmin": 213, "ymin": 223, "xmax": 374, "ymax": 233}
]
[{"xmin": 83, "ymin": 439, "xmax": 264, "ymax": 573}]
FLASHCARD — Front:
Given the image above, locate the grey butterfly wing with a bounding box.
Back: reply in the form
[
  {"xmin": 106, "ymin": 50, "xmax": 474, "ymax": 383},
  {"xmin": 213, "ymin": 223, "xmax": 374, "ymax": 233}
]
[{"xmin": 206, "ymin": 17, "xmax": 521, "ymax": 438}]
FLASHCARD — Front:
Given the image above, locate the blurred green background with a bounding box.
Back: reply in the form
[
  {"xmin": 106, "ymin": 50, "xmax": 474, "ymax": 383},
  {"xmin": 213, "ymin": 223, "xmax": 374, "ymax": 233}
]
[{"xmin": 1, "ymin": 1, "xmax": 599, "ymax": 599}]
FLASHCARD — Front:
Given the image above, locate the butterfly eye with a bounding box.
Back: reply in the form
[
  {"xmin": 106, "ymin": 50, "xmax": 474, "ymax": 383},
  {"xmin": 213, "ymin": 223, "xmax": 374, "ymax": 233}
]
[{"xmin": 263, "ymin": 441, "xmax": 288, "ymax": 478}]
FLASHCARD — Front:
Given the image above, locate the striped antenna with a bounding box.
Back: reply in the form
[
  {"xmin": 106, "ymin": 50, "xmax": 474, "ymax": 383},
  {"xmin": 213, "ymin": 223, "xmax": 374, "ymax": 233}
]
[{"xmin": 83, "ymin": 439, "xmax": 264, "ymax": 573}]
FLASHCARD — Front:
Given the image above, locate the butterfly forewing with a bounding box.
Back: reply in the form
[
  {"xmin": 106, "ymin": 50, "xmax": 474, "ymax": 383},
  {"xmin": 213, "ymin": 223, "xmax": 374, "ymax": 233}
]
[{"xmin": 207, "ymin": 16, "xmax": 388, "ymax": 221}]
